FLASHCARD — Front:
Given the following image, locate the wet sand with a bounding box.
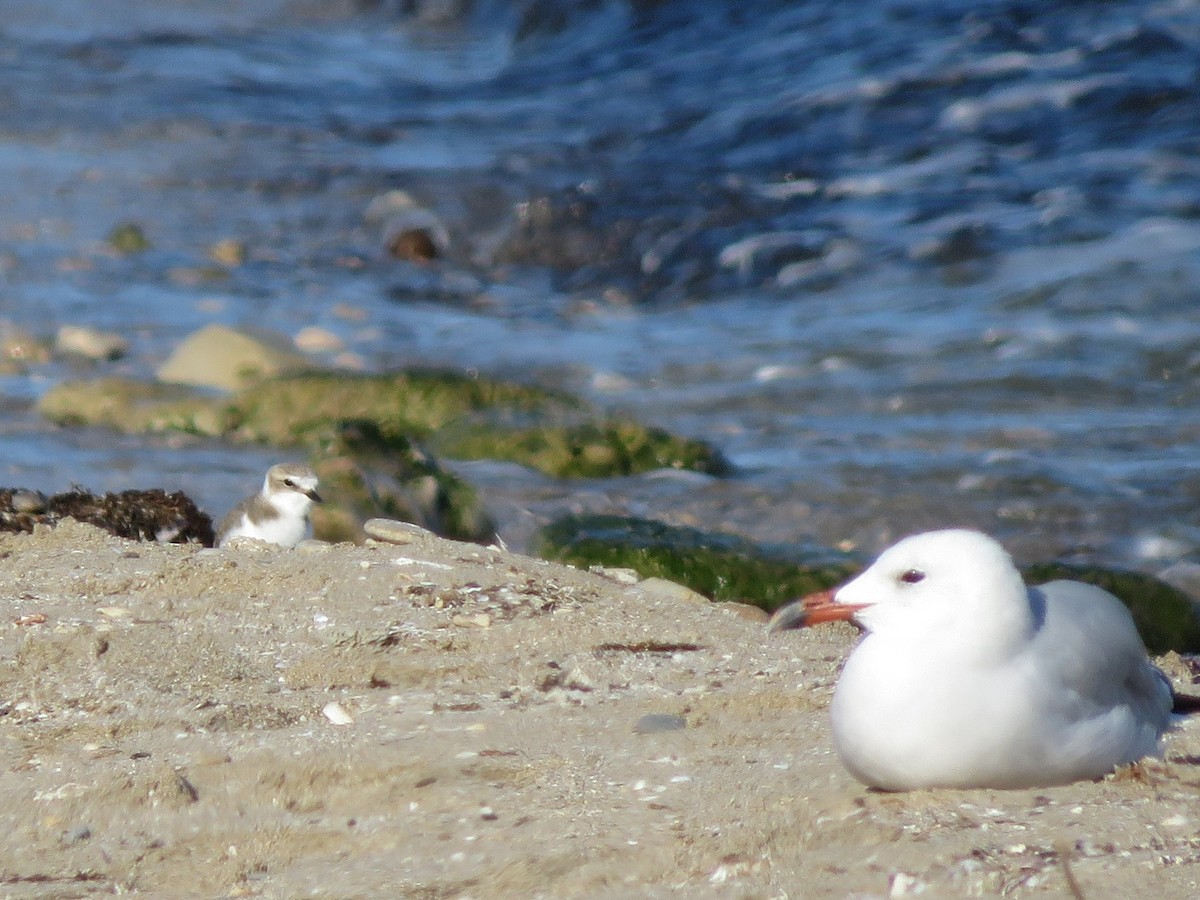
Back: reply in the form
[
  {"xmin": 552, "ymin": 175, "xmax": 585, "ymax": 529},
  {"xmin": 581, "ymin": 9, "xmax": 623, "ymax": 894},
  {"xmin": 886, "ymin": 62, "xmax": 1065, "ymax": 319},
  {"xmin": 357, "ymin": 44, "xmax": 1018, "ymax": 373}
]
[{"xmin": 1, "ymin": 520, "xmax": 1198, "ymax": 898}]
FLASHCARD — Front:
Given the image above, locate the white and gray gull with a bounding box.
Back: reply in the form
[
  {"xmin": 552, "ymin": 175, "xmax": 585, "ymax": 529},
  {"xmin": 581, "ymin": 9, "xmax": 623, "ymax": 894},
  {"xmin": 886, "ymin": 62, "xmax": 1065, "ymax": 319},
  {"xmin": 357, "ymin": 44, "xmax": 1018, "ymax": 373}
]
[
  {"xmin": 217, "ymin": 463, "xmax": 322, "ymax": 548},
  {"xmin": 772, "ymin": 529, "xmax": 1175, "ymax": 790}
]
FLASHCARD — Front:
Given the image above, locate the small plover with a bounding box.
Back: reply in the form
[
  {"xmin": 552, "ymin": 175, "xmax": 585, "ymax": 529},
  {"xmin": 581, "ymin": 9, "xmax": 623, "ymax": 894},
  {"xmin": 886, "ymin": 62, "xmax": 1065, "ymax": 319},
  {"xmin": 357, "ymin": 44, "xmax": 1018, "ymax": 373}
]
[{"xmin": 217, "ymin": 463, "xmax": 322, "ymax": 548}]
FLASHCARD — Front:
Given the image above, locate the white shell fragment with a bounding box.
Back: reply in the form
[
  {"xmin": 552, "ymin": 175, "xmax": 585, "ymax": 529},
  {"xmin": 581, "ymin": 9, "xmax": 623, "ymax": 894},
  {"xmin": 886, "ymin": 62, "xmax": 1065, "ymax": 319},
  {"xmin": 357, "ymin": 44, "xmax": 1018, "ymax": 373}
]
[{"xmin": 321, "ymin": 701, "xmax": 354, "ymax": 726}]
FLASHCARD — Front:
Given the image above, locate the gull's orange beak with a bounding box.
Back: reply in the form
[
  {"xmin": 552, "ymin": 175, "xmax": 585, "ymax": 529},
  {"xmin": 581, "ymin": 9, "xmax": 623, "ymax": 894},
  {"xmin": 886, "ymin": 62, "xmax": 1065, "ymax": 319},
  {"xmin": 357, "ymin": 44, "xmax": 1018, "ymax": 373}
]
[
  {"xmin": 802, "ymin": 588, "xmax": 865, "ymax": 624},
  {"xmin": 768, "ymin": 587, "xmax": 867, "ymax": 632}
]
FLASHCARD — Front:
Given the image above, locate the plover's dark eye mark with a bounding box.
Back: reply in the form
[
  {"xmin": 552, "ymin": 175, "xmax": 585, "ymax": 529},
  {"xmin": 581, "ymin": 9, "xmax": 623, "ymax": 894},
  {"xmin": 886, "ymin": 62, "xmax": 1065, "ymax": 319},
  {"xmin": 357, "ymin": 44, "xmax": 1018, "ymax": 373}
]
[
  {"xmin": 899, "ymin": 569, "xmax": 925, "ymax": 585},
  {"xmin": 283, "ymin": 479, "xmax": 296, "ymax": 488}
]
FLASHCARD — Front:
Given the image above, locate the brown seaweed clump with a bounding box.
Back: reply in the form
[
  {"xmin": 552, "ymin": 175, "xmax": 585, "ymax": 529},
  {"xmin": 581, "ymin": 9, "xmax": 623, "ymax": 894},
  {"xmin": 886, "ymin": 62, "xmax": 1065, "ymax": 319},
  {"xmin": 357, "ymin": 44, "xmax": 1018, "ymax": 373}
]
[{"xmin": 0, "ymin": 487, "xmax": 215, "ymax": 546}]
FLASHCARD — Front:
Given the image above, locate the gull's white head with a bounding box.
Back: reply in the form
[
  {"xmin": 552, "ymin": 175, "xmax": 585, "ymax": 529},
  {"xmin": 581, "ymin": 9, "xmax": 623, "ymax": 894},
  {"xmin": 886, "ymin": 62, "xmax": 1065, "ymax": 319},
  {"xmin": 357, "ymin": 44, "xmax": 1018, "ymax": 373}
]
[{"xmin": 804, "ymin": 530, "xmax": 1033, "ymax": 651}]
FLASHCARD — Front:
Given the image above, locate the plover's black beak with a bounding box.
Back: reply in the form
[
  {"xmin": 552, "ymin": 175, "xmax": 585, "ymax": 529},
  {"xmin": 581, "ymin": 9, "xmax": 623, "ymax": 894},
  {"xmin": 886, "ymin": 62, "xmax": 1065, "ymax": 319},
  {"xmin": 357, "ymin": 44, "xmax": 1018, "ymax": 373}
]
[{"xmin": 306, "ymin": 488, "xmax": 323, "ymax": 503}]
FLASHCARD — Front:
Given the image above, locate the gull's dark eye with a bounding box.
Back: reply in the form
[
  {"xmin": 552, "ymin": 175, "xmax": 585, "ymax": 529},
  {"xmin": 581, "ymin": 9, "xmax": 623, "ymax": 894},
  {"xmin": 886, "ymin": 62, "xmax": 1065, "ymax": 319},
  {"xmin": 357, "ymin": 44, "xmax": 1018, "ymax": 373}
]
[{"xmin": 899, "ymin": 569, "xmax": 925, "ymax": 585}]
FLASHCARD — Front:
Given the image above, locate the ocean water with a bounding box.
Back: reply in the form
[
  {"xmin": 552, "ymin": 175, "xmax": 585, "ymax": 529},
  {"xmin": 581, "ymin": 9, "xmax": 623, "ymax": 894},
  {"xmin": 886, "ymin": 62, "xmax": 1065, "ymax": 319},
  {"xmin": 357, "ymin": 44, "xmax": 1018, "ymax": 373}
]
[{"xmin": 1, "ymin": 0, "xmax": 1199, "ymax": 567}]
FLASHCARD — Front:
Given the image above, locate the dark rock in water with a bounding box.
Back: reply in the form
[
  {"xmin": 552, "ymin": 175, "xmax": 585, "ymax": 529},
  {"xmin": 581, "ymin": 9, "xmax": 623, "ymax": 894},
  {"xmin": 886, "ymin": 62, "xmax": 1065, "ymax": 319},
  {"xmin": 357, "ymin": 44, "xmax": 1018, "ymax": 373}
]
[
  {"xmin": 386, "ymin": 228, "xmax": 440, "ymax": 262},
  {"xmin": 908, "ymin": 223, "xmax": 998, "ymax": 285},
  {"xmin": 909, "ymin": 223, "xmax": 997, "ymax": 267},
  {"xmin": 538, "ymin": 513, "xmax": 858, "ymax": 611},
  {"xmin": 495, "ymin": 190, "xmax": 629, "ymax": 274},
  {"xmin": 0, "ymin": 487, "xmax": 215, "ymax": 546}
]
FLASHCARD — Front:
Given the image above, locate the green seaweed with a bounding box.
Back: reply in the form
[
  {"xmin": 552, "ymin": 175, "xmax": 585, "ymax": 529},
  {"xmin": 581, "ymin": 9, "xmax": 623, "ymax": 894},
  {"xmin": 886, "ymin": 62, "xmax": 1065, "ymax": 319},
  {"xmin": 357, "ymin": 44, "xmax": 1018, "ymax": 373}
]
[
  {"xmin": 435, "ymin": 420, "xmax": 732, "ymax": 479},
  {"xmin": 1023, "ymin": 563, "xmax": 1200, "ymax": 655},
  {"xmin": 224, "ymin": 371, "xmax": 576, "ymax": 447},
  {"xmin": 538, "ymin": 513, "xmax": 857, "ymax": 610},
  {"xmin": 38, "ymin": 378, "xmax": 225, "ymax": 436}
]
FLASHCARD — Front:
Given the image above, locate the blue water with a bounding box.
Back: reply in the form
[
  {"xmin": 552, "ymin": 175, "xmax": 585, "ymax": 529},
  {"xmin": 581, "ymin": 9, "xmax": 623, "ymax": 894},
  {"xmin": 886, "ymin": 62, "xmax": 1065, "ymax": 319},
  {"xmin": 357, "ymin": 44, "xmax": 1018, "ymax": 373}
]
[{"xmin": 0, "ymin": 0, "xmax": 1199, "ymax": 566}]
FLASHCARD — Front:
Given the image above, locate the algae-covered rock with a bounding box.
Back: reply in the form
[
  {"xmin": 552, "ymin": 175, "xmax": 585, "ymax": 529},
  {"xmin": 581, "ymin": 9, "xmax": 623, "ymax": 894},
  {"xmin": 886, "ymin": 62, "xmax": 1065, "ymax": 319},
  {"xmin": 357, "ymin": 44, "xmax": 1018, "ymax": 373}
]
[
  {"xmin": 434, "ymin": 420, "xmax": 732, "ymax": 479},
  {"xmin": 308, "ymin": 420, "xmax": 494, "ymax": 544},
  {"xmin": 38, "ymin": 378, "xmax": 225, "ymax": 436},
  {"xmin": 107, "ymin": 222, "xmax": 151, "ymax": 254},
  {"xmin": 538, "ymin": 513, "xmax": 857, "ymax": 610},
  {"xmin": 39, "ymin": 338, "xmax": 731, "ymax": 481},
  {"xmin": 224, "ymin": 371, "xmax": 576, "ymax": 447},
  {"xmin": 1023, "ymin": 563, "xmax": 1200, "ymax": 654},
  {"xmin": 157, "ymin": 324, "xmax": 312, "ymax": 391}
]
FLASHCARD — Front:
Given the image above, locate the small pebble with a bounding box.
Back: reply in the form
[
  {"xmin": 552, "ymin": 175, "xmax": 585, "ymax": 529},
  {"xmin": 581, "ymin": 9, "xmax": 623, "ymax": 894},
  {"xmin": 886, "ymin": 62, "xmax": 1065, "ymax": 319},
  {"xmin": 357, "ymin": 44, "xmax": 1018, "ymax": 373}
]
[
  {"xmin": 294, "ymin": 326, "xmax": 344, "ymax": 354},
  {"xmin": 0, "ymin": 325, "xmax": 49, "ymax": 364},
  {"xmin": 634, "ymin": 713, "xmax": 688, "ymax": 734},
  {"xmin": 709, "ymin": 855, "xmax": 751, "ymax": 885},
  {"xmin": 393, "ymin": 557, "xmax": 453, "ymax": 571},
  {"xmin": 888, "ymin": 872, "xmax": 927, "ymax": 898},
  {"xmin": 208, "ymin": 238, "xmax": 246, "ymax": 267},
  {"xmin": 55, "ymin": 325, "xmax": 128, "ymax": 361},
  {"xmin": 451, "ymin": 613, "xmax": 492, "ymax": 628},
  {"xmin": 723, "ymin": 602, "xmax": 770, "ymax": 623},
  {"xmin": 332, "ymin": 303, "xmax": 368, "ymax": 322},
  {"xmin": 589, "ymin": 566, "xmax": 641, "ymax": 586},
  {"xmin": 60, "ymin": 824, "xmax": 92, "ymax": 845},
  {"xmin": 296, "ymin": 539, "xmax": 332, "ymax": 553},
  {"xmin": 636, "ymin": 577, "xmax": 709, "ymax": 604},
  {"xmin": 333, "ymin": 351, "xmax": 367, "ymax": 371}
]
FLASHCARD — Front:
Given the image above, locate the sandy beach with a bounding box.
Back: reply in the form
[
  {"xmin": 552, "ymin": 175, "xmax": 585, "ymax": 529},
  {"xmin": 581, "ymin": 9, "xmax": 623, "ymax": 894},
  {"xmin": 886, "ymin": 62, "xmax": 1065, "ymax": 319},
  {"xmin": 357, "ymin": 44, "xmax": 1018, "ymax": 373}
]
[{"xmin": 0, "ymin": 519, "xmax": 1197, "ymax": 898}]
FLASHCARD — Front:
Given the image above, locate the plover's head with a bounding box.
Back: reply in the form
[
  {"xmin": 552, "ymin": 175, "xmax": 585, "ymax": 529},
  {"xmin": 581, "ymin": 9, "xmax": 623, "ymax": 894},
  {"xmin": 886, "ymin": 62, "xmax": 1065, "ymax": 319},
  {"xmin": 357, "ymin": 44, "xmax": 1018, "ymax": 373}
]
[{"xmin": 264, "ymin": 462, "xmax": 322, "ymax": 507}]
